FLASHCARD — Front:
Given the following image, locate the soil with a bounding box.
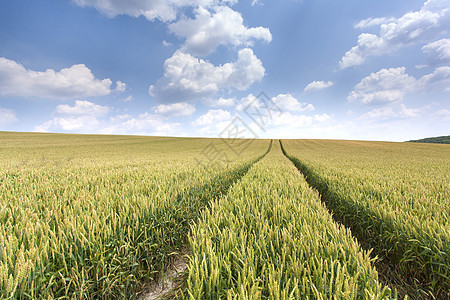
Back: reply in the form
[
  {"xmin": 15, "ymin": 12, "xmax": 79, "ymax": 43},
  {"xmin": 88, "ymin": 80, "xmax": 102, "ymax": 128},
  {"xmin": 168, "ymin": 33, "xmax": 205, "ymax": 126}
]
[{"xmin": 139, "ymin": 250, "xmax": 189, "ymax": 300}]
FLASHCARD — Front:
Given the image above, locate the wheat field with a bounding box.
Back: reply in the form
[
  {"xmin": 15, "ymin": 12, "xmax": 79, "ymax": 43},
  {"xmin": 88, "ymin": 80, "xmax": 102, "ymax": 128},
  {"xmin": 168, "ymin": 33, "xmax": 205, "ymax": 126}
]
[{"xmin": 0, "ymin": 132, "xmax": 448, "ymax": 299}]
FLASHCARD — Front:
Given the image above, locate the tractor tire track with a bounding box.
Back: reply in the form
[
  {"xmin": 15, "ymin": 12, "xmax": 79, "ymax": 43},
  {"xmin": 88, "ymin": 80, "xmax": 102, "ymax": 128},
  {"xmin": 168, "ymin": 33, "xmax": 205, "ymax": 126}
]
[{"xmin": 139, "ymin": 140, "xmax": 273, "ymax": 299}]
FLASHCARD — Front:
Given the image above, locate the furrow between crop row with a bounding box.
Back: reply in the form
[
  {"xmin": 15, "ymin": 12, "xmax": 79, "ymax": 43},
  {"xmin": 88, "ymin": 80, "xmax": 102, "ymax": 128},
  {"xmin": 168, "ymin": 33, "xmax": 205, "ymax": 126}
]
[
  {"xmin": 279, "ymin": 139, "xmax": 449, "ymax": 299},
  {"xmin": 181, "ymin": 139, "xmax": 393, "ymax": 299},
  {"xmin": 140, "ymin": 140, "xmax": 273, "ymax": 300},
  {"xmin": 0, "ymin": 138, "xmax": 271, "ymax": 299}
]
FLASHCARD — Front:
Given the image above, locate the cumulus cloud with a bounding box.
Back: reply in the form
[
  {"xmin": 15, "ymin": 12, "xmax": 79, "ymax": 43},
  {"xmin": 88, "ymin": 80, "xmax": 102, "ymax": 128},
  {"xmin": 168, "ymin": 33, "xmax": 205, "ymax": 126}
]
[
  {"xmin": 271, "ymin": 94, "xmax": 314, "ymax": 112},
  {"xmin": 149, "ymin": 48, "xmax": 265, "ymax": 102},
  {"xmin": 419, "ymin": 65, "xmax": 450, "ymax": 90},
  {"xmin": 349, "ymin": 65, "xmax": 450, "ymax": 104},
  {"xmin": 115, "ymin": 80, "xmax": 127, "ymax": 93},
  {"xmin": 0, "ymin": 57, "xmax": 113, "ymax": 98},
  {"xmin": 304, "ymin": 80, "xmax": 334, "ymax": 92},
  {"xmin": 55, "ymin": 100, "xmax": 110, "ymax": 116},
  {"xmin": 153, "ymin": 102, "xmax": 196, "ymax": 116},
  {"xmin": 204, "ymin": 97, "xmax": 236, "ymax": 107},
  {"xmin": 72, "ymin": 0, "xmax": 238, "ymax": 22},
  {"xmin": 34, "ymin": 100, "xmax": 109, "ymax": 132},
  {"xmin": 340, "ymin": 0, "xmax": 449, "ymax": 69},
  {"xmin": 192, "ymin": 93, "xmax": 330, "ymax": 137},
  {"xmin": 354, "ymin": 17, "xmax": 397, "ymax": 29},
  {"xmin": 422, "ymin": 38, "xmax": 450, "ymax": 62},
  {"xmin": 34, "ymin": 100, "xmax": 184, "ymax": 136},
  {"xmin": 169, "ymin": 6, "xmax": 271, "ymax": 56},
  {"xmin": 235, "ymin": 93, "xmax": 259, "ymax": 111},
  {"xmin": 271, "ymin": 112, "xmax": 330, "ymax": 127},
  {"xmin": 102, "ymin": 113, "xmax": 184, "ymax": 136},
  {"xmin": 0, "ymin": 108, "xmax": 19, "ymax": 125},
  {"xmin": 192, "ymin": 109, "xmax": 231, "ymax": 126},
  {"xmin": 348, "ymin": 67, "xmax": 417, "ymax": 104},
  {"xmin": 34, "ymin": 116, "xmax": 101, "ymax": 132},
  {"xmin": 251, "ymin": 0, "xmax": 262, "ymax": 6},
  {"xmin": 359, "ymin": 104, "xmax": 420, "ymax": 121},
  {"xmin": 234, "ymin": 93, "xmax": 290, "ymax": 123},
  {"xmin": 232, "ymin": 93, "xmax": 322, "ymax": 134}
]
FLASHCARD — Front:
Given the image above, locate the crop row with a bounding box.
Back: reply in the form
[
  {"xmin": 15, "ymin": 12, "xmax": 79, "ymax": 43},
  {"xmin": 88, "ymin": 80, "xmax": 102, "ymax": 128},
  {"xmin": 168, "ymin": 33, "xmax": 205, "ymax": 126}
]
[
  {"xmin": 182, "ymin": 140, "xmax": 393, "ymax": 299},
  {"xmin": 0, "ymin": 133, "xmax": 270, "ymax": 299},
  {"xmin": 280, "ymin": 139, "xmax": 449, "ymax": 299}
]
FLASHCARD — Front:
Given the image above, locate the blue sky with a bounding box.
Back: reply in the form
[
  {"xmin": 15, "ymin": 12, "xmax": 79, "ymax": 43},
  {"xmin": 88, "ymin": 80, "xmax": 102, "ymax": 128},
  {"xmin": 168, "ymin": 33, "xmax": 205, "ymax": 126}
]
[{"xmin": 0, "ymin": 0, "xmax": 449, "ymax": 141}]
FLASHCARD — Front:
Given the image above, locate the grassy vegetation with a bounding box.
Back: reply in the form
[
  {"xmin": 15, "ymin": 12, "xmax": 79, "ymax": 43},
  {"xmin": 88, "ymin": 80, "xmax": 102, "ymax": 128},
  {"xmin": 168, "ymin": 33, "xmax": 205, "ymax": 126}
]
[
  {"xmin": 281, "ymin": 139, "xmax": 450, "ymax": 299},
  {"xmin": 407, "ymin": 135, "xmax": 450, "ymax": 144},
  {"xmin": 0, "ymin": 132, "xmax": 269, "ymax": 299},
  {"xmin": 182, "ymin": 140, "xmax": 394, "ymax": 299}
]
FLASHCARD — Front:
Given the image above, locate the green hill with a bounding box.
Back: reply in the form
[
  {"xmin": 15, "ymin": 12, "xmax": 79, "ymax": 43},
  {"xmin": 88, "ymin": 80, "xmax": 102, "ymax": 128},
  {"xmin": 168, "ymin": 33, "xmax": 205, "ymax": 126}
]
[{"xmin": 408, "ymin": 135, "xmax": 450, "ymax": 144}]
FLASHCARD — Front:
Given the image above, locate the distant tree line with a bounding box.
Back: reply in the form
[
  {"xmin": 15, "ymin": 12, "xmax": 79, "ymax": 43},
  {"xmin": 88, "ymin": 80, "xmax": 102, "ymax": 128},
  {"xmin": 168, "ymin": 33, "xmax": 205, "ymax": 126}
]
[{"xmin": 408, "ymin": 135, "xmax": 450, "ymax": 144}]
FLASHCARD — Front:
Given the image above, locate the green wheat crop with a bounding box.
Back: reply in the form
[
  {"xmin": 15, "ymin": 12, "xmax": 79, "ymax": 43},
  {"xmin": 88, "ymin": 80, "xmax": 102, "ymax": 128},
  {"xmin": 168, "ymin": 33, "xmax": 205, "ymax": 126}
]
[
  {"xmin": 183, "ymin": 140, "xmax": 394, "ymax": 299},
  {"xmin": 281, "ymin": 139, "xmax": 449, "ymax": 299},
  {"xmin": 0, "ymin": 132, "xmax": 269, "ymax": 299}
]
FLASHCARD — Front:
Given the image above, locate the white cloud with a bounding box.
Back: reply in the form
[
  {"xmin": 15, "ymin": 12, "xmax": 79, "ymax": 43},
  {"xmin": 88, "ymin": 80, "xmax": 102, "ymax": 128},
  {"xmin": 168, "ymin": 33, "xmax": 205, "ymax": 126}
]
[
  {"xmin": 34, "ymin": 100, "xmax": 184, "ymax": 136},
  {"xmin": 72, "ymin": 0, "xmax": 238, "ymax": 22},
  {"xmin": 348, "ymin": 67, "xmax": 417, "ymax": 104},
  {"xmin": 169, "ymin": 6, "xmax": 271, "ymax": 56},
  {"xmin": 340, "ymin": 34, "xmax": 385, "ymax": 69},
  {"xmin": 102, "ymin": 113, "xmax": 184, "ymax": 136},
  {"xmin": 204, "ymin": 97, "xmax": 236, "ymax": 107},
  {"xmin": 122, "ymin": 95, "xmax": 134, "ymax": 102},
  {"xmin": 349, "ymin": 66, "xmax": 450, "ymax": 104},
  {"xmin": 434, "ymin": 108, "xmax": 450, "ymax": 120},
  {"xmin": 34, "ymin": 116, "xmax": 101, "ymax": 132},
  {"xmin": 149, "ymin": 48, "xmax": 265, "ymax": 102},
  {"xmin": 55, "ymin": 100, "xmax": 110, "ymax": 116},
  {"xmin": 416, "ymin": 64, "xmax": 429, "ymax": 69},
  {"xmin": 313, "ymin": 113, "xmax": 332, "ymax": 122},
  {"xmin": 304, "ymin": 80, "xmax": 334, "ymax": 92},
  {"xmin": 340, "ymin": 0, "xmax": 449, "ymax": 69},
  {"xmin": 0, "ymin": 108, "xmax": 18, "ymax": 125},
  {"xmin": 419, "ymin": 65, "xmax": 450, "ymax": 90},
  {"xmin": 0, "ymin": 57, "xmax": 113, "ymax": 98},
  {"xmin": 361, "ymin": 106, "xmax": 399, "ymax": 121},
  {"xmin": 115, "ymin": 80, "xmax": 127, "ymax": 93},
  {"xmin": 251, "ymin": 0, "xmax": 263, "ymax": 6},
  {"xmin": 400, "ymin": 104, "xmax": 421, "ymax": 117},
  {"xmin": 230, "ymin": 93, "xmax": 324, "ymax": 136},
  {"xmin": 163, "ymin": 40, "xmax": 173, "ymax": 47},
  {"xmin": 235, "ymin": 94, "xmax": 259, "ymax": 111},
  {"xmin": 192, "ymin": 109, "xmax": 231, "ymax": 126},
  {"xmin": 235, "ymin": 93, "xmax": 295, "ymax": 117},
  {"xmin": 359, "ymin": 104, "xmax": 420, "ymax": 121},
  {"xmin": 422, "ymin": 38, "xmax": 450, "ymax": 62},
  {"xmin": 153, "ymin": 102, "xmax": 196, "ymax": 116},
  {"xmin": 354, "ymin": 17, "xmax": 397, "ymax": 29},
  {"xmin": 271, "ymin": 112, "xmax": 330, "ymax": 127},
  {"xmin": 271, "ymin": 94, "xmax": 314, "ymax": 112},
  {"xmin": 400, "ymin": 105, "xmax": 421, "ymax": 117},
  {"xmin": 34, "ymin": 100, "xmax": 109, "ymax": 132}
]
